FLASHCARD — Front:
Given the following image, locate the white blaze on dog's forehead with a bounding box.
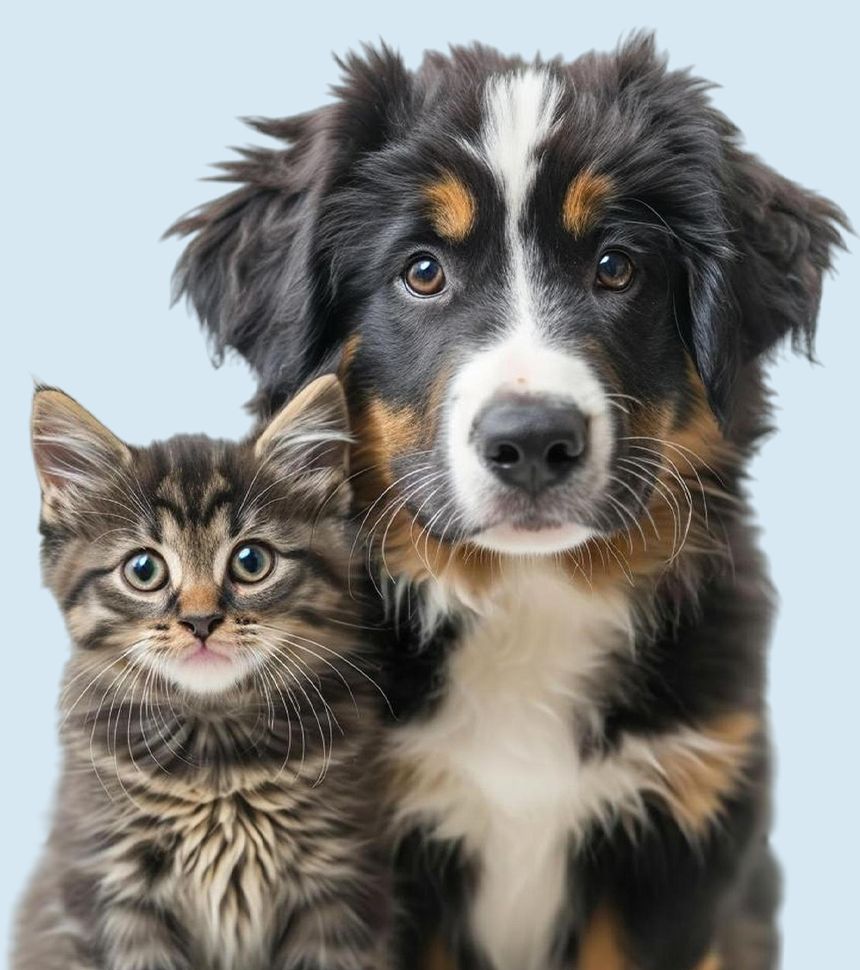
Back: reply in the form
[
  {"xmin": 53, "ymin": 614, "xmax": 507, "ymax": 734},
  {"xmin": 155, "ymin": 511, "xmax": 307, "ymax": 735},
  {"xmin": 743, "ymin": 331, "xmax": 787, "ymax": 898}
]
[
  {"xmin": 479, "ymin": 68, "xmax": 562, "ymax": 220},
  {"xmin": 439, "ymin": 67, "xmax": 614, "ymax": 553},
  {"xmin": 476, "ymin": 68, "xmax": 562, "ymax": 343}
]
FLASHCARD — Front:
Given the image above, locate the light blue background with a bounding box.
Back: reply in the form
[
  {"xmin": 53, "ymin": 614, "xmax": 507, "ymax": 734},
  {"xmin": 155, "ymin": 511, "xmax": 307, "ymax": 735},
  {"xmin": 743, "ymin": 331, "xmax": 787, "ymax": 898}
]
[{"xmin": 2, "ymin": 3, "xmax": 856, "ymax": 966}]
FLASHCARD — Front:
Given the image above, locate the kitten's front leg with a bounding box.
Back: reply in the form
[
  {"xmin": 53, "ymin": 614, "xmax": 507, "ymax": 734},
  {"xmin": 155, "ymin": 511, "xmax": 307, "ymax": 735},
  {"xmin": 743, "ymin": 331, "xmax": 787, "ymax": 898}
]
[
  {"xmin": 95, "ymin": 894, "xmax": 191, "ymax": 970},
  {"xmin": 93, "ymin": 850, "xmax": 192, "ymax": 970},
  {"xmin": 269, "ymin": 888, "xmax": 392, "ymax": 970}
]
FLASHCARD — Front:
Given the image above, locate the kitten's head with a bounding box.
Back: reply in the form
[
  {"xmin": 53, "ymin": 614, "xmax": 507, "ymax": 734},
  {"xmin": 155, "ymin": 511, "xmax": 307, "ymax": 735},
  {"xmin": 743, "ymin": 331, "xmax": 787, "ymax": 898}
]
[{"xmin": 32, "ymin": 376, "xmax": 354, "ymax": 699}]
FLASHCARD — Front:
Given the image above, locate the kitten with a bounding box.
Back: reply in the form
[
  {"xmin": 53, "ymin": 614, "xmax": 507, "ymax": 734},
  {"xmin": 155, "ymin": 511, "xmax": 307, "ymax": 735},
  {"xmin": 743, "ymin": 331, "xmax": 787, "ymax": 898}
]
[{"xmin": 13, "ymin": 376, "xmax": 393, "ymax": 970}]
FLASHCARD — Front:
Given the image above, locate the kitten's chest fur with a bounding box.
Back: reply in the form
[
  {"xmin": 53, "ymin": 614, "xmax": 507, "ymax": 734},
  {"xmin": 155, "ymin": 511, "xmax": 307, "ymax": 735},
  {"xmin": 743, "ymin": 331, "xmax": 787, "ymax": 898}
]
[
  {"xmin": 78, "ymin": 709, "xmax": 368, "ymax": 970},
  {"xmin": 153, "ymin": 781, "xmax": 300, "ymax": 967},
  {"xmin": 390, "ymin": 564, "xmax": 636, "ymax": 970}
]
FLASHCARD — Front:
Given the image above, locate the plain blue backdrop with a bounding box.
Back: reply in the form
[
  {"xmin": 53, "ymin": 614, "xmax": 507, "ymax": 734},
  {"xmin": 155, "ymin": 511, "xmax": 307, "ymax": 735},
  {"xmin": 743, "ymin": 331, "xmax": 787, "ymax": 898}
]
[{"xmin": 2, "ymin": 2, "xmax": 856, "ymax": 966}]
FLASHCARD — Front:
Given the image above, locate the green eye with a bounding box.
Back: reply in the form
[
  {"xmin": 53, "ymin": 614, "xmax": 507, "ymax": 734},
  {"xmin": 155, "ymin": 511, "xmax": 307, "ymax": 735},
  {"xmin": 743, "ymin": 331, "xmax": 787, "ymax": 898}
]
[
  {"xmin": 229, "ymin": 543, "xmax": 274, "ymax": 584},
  {"xmin": 122, "ymin": 551, "xmax": 168, "ymax": 591}
]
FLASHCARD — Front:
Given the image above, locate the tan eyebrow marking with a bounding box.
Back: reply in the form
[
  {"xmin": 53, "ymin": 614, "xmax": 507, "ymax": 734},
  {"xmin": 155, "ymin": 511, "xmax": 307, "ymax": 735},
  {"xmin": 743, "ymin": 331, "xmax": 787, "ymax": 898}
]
[
  {"xmin": 423, "ymin": 173, "xmax": 477, "ymax": 242},
  {"xmin": 562, "ymin": 170, "xmax": 614, "ymax": 237}
]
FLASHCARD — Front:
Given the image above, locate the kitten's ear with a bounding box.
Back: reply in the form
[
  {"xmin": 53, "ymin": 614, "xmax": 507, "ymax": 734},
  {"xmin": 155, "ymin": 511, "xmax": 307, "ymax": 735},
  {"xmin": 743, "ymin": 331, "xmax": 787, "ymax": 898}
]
[
  {"xmin": 254, "ymin": 374, "xmax": 351, "ymax": 482},
  {"xmin": 31, "ymin": 387, "xmax": 131, "ymax": 515}
]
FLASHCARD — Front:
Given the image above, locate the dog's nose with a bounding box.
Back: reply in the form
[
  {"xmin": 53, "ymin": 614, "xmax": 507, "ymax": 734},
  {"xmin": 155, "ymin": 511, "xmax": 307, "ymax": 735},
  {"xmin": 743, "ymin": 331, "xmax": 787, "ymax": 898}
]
[
  {"xmin": 473, "ymin": 396, "xmax": 588, "ymax": 495},
  {"xmin": 178, "ymin": 613, "xmax": 225, "ymax": 640}
]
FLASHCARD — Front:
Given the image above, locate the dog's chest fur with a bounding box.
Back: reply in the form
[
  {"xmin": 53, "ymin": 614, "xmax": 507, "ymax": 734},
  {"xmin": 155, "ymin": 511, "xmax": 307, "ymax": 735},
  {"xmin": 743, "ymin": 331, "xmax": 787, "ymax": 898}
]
[{"xmin": 390, "ymin": 563, "xmax": 636, "ymax": 970}]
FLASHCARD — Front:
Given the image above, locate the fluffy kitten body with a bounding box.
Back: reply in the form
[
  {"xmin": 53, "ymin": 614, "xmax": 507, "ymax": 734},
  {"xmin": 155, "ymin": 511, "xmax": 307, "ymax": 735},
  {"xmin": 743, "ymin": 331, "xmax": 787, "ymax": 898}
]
[{"xmin": 14, "ymin": 377, "xmax": 392, "ymax": 970}]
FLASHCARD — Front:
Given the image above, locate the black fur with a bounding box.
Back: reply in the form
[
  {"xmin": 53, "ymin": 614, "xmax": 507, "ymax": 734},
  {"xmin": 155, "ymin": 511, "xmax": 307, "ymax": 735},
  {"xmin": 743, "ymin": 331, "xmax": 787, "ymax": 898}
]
[{"xmin": 170, "ymin": 33, "xmax": 847, "ymax": 970}]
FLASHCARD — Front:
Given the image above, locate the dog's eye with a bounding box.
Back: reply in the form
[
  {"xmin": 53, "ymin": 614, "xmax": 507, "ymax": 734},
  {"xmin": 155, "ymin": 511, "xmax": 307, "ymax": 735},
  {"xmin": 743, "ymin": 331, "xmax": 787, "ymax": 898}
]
[
  {"xmin": 404, "ymin": 256, "xmax": 446, "ymax": 297},
  {"xmin": 595, "ymin": 250, "xmax": 634, "ymax": 291}
]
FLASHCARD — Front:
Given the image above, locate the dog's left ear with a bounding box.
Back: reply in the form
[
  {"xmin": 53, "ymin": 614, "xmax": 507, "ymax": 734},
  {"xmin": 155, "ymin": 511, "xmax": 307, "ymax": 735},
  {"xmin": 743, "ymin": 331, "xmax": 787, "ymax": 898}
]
[
  {"xmin": 167, "ymin": 44, "xmax": 413, "ymax": 416},
  {"xmin": 689, "ymin": 145, "xmax": 847, "ymax": 421}
]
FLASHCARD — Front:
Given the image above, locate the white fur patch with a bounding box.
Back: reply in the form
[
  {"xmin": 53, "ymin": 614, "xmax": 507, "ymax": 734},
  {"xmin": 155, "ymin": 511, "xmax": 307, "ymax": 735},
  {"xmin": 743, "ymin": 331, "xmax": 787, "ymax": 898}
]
[
  {"xmin": 390, "ymin": 564, "xmax": 742, "ymax": 969},
  {"xmin": 444, "ymin": 327, "xmax": 613, "ymax": 552},
  {"xmin": 390, "ymin": 562, "xmax": 633, "ymax": 970},
  {"xmin": 478, "ymin": 68, "xmax": 561, "ymax": 344},
  {"xmin": 442, "ymin": 69, "xmax": 613, "ymax": 555},
  {"xmin": 479, "ymin": 68, "xmax": 562, "ymax": 223}
]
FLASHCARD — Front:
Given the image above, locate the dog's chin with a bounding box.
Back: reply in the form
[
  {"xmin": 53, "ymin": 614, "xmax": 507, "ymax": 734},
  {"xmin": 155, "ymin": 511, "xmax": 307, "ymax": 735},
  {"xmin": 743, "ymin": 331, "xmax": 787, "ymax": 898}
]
[{"xmin": 472, "ymin": 520, "xmax": 594, "ymax": 556}]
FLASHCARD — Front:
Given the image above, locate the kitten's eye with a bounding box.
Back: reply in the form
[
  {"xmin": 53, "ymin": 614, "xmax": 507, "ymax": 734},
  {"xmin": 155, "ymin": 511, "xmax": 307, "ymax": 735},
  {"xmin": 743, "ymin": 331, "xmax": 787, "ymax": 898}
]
[
  {"xmin": 123, "ymin": 551, "xmax": 168, "ymax": 592},
  {"xmin": 403, "ymin": 255, "xmax": 446, "ymax": 297},
  {"xmin": 596, "ymin": 250, "xmax": 635, "ymax": 291},
  {"xmin": 230, "ymin": 543, "xmax": 274, "ymax": 584}
]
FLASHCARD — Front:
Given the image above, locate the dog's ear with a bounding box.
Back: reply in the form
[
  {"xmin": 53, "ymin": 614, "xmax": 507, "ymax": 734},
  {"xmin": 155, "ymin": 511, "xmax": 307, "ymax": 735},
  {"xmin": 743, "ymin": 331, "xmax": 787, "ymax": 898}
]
[
  {"xmin": 167, "ymin": 44, "xmax": 412, "ymax": 413},
  {"xmin": 688, "ymin": 147, "xmax": 847, "ymax": 420},
  {"xmin": 607, "ymin": 34, "xmax": 847, "ymax": 422}
]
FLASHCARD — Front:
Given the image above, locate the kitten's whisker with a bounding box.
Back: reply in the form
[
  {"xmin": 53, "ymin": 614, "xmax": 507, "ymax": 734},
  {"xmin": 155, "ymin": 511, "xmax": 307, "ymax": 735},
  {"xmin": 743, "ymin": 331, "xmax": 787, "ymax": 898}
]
[
  {"xmin": 264, "ymin": 648, "xmax": 337, "ymax": 785},
  {"xmin": 260, "ymin": 633, "xmax": 358, "ymax": 712},
  {"xmin": 61, "ymin": 641, "xmax": 142, "ymax": 726},
  {"xmin": 260, "ymin": 624, "xmax": 392, "ymax": 715}
]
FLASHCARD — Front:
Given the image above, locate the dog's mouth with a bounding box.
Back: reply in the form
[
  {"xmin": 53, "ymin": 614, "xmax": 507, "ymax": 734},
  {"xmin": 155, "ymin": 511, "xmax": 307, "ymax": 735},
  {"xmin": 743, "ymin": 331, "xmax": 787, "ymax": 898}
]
[{"xmin": 470, "ymin": 518, "xmax": 596, "ymax": 555}]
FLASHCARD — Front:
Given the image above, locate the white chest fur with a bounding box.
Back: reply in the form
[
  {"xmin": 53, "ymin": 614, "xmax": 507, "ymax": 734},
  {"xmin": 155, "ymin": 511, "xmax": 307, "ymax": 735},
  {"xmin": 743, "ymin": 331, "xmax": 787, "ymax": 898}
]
[{"xmin": 390, "ymin": 563, "xmax": 636, "ymax": 970}]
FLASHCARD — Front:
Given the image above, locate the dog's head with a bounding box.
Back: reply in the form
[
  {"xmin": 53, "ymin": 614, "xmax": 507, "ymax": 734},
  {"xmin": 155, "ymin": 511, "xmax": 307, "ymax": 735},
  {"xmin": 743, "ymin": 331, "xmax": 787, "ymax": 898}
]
[{"xmin": 170, "ymin": 35, "xmax": 845, "ymax": 577}]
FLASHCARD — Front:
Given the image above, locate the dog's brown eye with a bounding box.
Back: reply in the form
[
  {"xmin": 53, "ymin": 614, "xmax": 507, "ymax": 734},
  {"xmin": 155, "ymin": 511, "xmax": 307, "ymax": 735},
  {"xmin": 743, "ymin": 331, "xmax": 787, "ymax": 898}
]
[
  {"xmin": 404, "ymin": 256, "xmax": 446, "ymax": 297},
  {"xmin": 596, "ymin": 251, "xmax": 634, "ymax": 290}
]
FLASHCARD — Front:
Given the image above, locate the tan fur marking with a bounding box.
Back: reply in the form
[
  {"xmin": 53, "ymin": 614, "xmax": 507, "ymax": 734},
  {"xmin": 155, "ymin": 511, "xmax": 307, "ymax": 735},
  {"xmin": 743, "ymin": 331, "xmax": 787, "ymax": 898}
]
[
  {"xmin": 694, "ymin": 954, "xmax": 722, "ymax": 970},
  {"xmin": 654, "ymin": 712, "xmax": 759, "ymax": 837},
  {"xmin": 577, "ymin": 906, "xmax": 629, "ymax": 970},
  {"xmin": 562, "ymin": 171, "xmax": 614, "ymax": 237},
  {"xmin": 338, "ymin": 334, "xmax": 361, "ymax": 382},
  {"xmin": 351, "ymin": 380, "xmax": 500, "ymax": 600},
  {"xmin": 564, "ymin": 365, "xmax": 740, "ymax": 590},
  {"xmin": 424, "ymin": 173, "xmax": 477, "ymax": 242},
  {"xmin": 179, "ymin": 585, "xmax": 220, "ymax": 617},
  {"xmin": 423, "ymin": 935, "xmax": 458, "ymax": 970},
  {"xmin": 360, "ymin": 397, "xmax": 422, "ymax": 466}
]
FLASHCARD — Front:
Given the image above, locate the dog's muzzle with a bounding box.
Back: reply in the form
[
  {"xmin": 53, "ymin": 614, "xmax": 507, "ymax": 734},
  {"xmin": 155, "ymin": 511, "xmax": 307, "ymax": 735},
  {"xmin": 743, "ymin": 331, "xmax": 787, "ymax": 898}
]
[{"xmin": 471, "ymin": 394, "xmax": 589, "ymax": 497}]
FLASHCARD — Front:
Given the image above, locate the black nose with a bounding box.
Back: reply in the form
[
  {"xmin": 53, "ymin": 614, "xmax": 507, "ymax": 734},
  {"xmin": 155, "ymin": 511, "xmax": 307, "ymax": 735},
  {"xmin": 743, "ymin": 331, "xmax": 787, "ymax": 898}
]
[
  {"xmin": 473, "ymin": 395, "xmax": 588, "ymax": 495},
  {"xmin": 178, "ymin": 613, "xmax": 225, "ymax": 640}
]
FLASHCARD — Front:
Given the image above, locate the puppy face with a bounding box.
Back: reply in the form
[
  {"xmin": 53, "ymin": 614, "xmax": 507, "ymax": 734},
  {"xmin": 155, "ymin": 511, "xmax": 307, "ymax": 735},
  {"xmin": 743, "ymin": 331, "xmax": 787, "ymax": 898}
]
[
  {"xmin": 171, "ymin": 37, "xmax": 844, "ymax": 570},
  {"xmin": 336, "ymin": 68, "xmax": 701, "ymax": 555}
]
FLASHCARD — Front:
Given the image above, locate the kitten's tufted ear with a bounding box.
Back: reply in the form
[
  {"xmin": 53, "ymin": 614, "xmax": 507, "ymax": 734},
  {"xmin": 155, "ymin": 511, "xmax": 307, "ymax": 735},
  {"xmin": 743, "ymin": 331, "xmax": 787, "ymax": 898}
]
[
  {"xmin": 167, "ymin": 44, "xmax": 413, "ymax": 415},
  {"xmin": 254, "ymin": 375, "xmax": 352, "ymax": 504},
  {"xmin": 31, "ymin": 387, "xmax": 131, "ymax": 517},
  {"xmin": 689, "ymin": 146, "xmax": 848, "ymax": 422}
]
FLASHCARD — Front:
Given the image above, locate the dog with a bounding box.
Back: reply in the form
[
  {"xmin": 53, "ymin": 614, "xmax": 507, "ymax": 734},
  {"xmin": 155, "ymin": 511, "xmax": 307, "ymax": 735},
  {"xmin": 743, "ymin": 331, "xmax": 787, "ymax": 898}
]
[{"xmin": 169, "ymin": 33, "xmax": 846, "ymax": 970}]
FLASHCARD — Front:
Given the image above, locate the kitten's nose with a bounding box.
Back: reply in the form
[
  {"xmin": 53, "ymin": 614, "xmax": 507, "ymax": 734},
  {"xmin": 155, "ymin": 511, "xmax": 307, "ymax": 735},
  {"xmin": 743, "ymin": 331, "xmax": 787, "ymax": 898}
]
[{"xmin": 178, "ymin": 613, "xmax": 225, "ymax": 640}]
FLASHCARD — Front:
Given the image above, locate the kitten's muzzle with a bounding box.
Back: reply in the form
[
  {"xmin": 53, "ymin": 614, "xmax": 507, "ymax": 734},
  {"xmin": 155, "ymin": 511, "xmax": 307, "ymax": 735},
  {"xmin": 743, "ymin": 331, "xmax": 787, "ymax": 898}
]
[{"xmin": 178, "ymin": 613, "xmax": 225, "ymax": 640}]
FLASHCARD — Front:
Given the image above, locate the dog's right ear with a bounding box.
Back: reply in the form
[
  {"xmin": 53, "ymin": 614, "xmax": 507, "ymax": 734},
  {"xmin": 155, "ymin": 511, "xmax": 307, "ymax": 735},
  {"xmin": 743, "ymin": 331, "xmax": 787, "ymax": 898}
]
[{"xmin": 167, "ymin": 44, "xmax": 412, "ymax": 413}]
